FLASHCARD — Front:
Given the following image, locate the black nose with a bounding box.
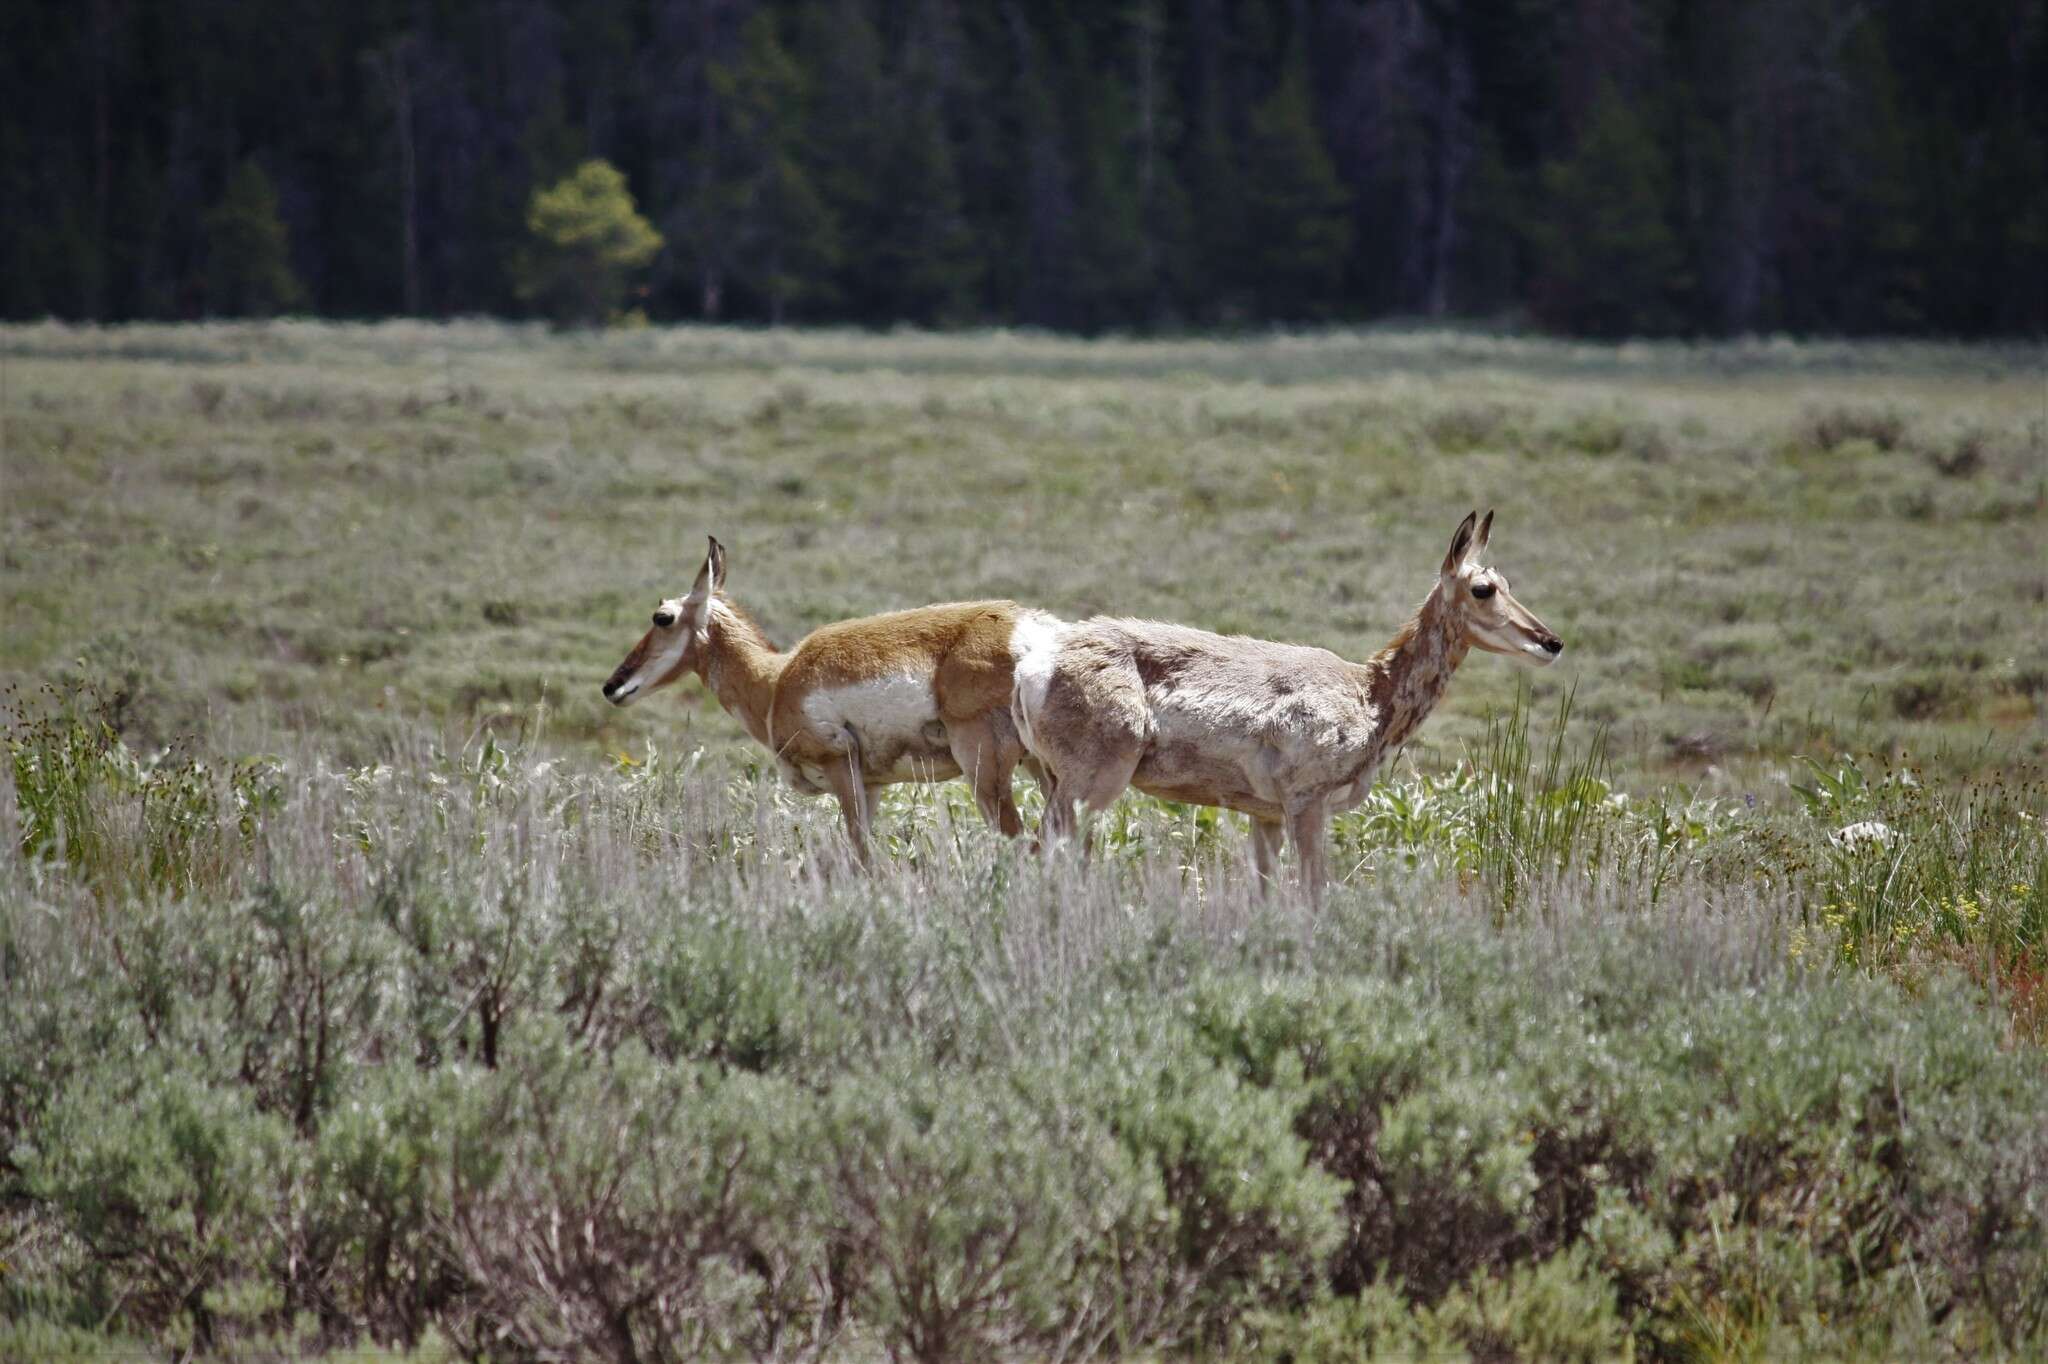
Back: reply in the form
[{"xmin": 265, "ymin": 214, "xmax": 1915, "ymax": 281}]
[
  {"xmin": 602, "ymin": 678, "xmax": 619, "ymax": 698},
  {"xmin": 1541, "ymin": 637, "xmax": 1563, "ymax": 655}
]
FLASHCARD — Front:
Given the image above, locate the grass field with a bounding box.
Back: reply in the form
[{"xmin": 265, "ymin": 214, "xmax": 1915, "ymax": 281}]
[
  {"xmin": 3, "ymin": 321, "xmax": 2046, "ymax": 1361},
  {"xmin": 3, "ymin": 320, "xmax": 2043, "ymax": 779}
]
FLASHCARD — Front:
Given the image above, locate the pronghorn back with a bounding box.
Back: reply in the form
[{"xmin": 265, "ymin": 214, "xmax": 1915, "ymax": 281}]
[
  {"xmin": 771, "ymin": 600, "xmax": 1060, "ymax": 789},
  {"xmin": 778, "ymin": 601, "xmax": 1026, "ymax": 711},
  {"xmin": 1015, "ymin": 615, "xmax": 1378, "ymax": 822}
]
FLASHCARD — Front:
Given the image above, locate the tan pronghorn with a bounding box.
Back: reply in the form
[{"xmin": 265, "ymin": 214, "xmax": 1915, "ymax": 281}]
[
  {"xmin": 603, "ymin": 538, "xmax": 1060, "ymax": 857},
  {"xmin": 1012, "ymin": 511, "xmax": 1563, "ymax": 900}
]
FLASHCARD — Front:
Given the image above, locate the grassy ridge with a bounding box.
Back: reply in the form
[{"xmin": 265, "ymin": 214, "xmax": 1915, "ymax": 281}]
[{"xmin": 2, "ymin": 323, "xmax": 2045, "ymax": 1360}]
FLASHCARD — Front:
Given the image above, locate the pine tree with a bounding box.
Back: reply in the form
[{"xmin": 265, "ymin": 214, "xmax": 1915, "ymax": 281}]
[
  {"xmin": 202, "ymin": 160, "xmax": 303, "ymax": 318},
  {"xmin": 1068, "ymin": 48, "xmax": 1151, "ymax": 330},
  {"xmin": 875, "ymin": 91, "xmax": 980, "ymax": 323},
  {"xmin": 1529, "ymin": 84, "xmax": 1683, "ymax": 336},
  {"xmin": 1239, "ymin": 44, "xmax": 1352, "ymax": 320},
  {"xmin": 795, "ymin": 0, "xmax": 889, "ymax": 316},
  {"xmin": 703, "ymin": 10, "xmax": 839, "ymax": 323},
  {"xmin": 1129, "ymin": 0, "xmax": 1193, "ymax": 321},
  {"xmin": 4, "ymin": 0, "xmax": 2045, "ymax": 336},
  {"xmin": 1010, "ymin": 11, "xmax": 1079, "ymax": 329},
  {"xmin": 1838, "ymin": 20, "xmax": 1923, "ymax": 332},
  {"xmin": 514, "ymin": 159, "xmax": 663, "ymax": 326},
  {"xmin": 1451, "ymin": 130, "xmax": 1525, "ymax": 317},
  {"xmin": 1983, "ymin": 107, "xmax": 2048, "ymax": 334},
  {"xmin": 1184, "ymin": 0, "xmax": 1249, "ymax": 321},
  {"xmin": 870, "ymin": 6, "xmax": 980, "ymax": 325}
]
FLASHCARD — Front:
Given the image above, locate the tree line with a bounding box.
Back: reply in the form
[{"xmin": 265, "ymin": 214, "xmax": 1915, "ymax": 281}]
[{"xmin": 4, "ymin": 0, "xmax": 2044, "ymax": 336}]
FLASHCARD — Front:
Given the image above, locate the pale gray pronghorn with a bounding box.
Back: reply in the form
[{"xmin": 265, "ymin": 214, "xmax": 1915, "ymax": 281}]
[
  {"xmin": 602, "ymin": 537, "xmax": 1061, "ymax": 859},
  {"xmin": 1012, "ymin": 511, "xmax": 1564, "ymax": 901}
]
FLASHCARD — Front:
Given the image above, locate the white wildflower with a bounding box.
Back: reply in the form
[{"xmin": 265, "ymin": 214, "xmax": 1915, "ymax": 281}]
[{"xmin": 1830, "ymin": 820, "xmax": 1900, "ymax": 851}]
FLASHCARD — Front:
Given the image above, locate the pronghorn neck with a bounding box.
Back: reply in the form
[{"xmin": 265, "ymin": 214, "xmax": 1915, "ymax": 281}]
[
  {"xmin": 698, "ymin": 601, "xmax": 784, "ymax": 747},
  {"xmin": 1367, "ymin": 582, "xmax": 1471, "ymax": 754}
]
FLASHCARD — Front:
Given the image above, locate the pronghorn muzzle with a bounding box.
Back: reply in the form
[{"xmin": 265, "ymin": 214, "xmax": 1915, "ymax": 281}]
[
  {"xmin": 602, "ymin": 634, "xmax": 656, "ymax": 704},
  {"xmin": 1503, "ymin": 618, "xmax": 1564, "ymax": 666}
]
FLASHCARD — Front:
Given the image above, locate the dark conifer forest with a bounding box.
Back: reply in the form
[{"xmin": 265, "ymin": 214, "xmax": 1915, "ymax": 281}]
[{"xmin": 5, "ymin": 0, "xmax": 2044, "ymax": 336}]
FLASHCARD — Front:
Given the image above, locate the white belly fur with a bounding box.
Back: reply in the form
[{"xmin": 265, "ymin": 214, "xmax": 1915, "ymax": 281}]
[{"xmin": 801, "ymin": 674, "xmax": 949, "ymax": 780}]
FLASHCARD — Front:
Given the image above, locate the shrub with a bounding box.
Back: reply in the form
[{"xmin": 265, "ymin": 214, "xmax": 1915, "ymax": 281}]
[
  {"xmin": 1927, "ymin": 425, "xmax": 1990, "ymax": 477},
  {"xmin": 17, "ymin": 1062, "xmax": 299, "ymax": 1349},
  {"xmin": 1186, "ymin": 969, "xmax": 1653, "ymax": 1304},
  {"xmin": 3, "ymin": 706, "xmax": 2044, "ymax": 1359},
  {"xmin": 1252, "ymin": 1280, "xmax": 1471, "ymax": 1362},
  {"xmin": 310, "ymin": 1065, "xmax": 472, "ymax": 1348},
  {"xmin": 1799, "ymin": 403, "xmax": 1910, "ymax": 452},
  {"xmin": 1080, "ymin": 1005, "xmax": 1347, "ymax": 1343},
  {"xmin": 818, "ymin": 1058, "xmax": 1169, "ymax": 1362},
  {"xmin": 1433, "ymin": 1245, "xmax": 1634, "ymax": 1362},
  {"xmin": 438, "ymin": 1019, "xmax": 814, "ymax": 1363},
  {"xmin": 1423, "ymin": 401, "xmax": 1509, "ymax": 453},
  {"xmin": 640, "ymin": 909, "xmax": 843, "ymax": 1074}
]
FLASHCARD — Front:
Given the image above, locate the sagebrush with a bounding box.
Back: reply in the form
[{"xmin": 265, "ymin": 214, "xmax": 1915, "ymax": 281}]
[{"xmin": 3, "ymin": 687, "xmax": 2044, "ymax": 1361}]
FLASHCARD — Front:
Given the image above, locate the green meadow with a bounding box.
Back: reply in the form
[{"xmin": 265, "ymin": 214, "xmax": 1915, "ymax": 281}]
[
  {"xmin": 4, "ymin": 321, "xmax": 2043, "ymax": 776},
  {"xmin": 2, "ymin": 322, "xmax": 2044, "ymax": 1361}
]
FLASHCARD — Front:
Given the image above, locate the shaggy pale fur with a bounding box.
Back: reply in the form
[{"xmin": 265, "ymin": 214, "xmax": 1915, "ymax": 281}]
[{"xmin": 1014, "ymin": 512, "xmax": 1563, "ymax": 900}]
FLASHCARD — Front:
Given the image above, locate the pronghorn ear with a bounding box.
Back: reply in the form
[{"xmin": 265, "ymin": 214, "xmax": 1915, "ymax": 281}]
[
  {"xmin": 1474, "ymin": 509, "xmax": 1494, "ymax": 557},
  {"xmin": 704, "ymin": 536, "xmax": 726, "ymax": 594},
  {"xmin": 683, "ymin": 537, "xmax": 720, "ymax": 630},
  {"xmin": 1442, "ymin": 510, "xmax": 1480, "ymax": 576},
  {"xmin": 686, "ymin": 537, "xmax": 721, "ymax": 598}
]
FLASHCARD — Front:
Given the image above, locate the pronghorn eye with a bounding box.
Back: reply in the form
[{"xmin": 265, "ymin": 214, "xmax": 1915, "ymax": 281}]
[
  {"xmin": 1471, "ymin": 583, "xmax": 1496, "ymax": 600},
  {"xmin": 653, "ymin": 609, "xmax": 677, "ymax": 628}
]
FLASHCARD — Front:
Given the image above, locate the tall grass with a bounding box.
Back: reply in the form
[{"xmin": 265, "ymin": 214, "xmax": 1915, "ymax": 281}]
[
  {"xmin": 1470, "ymin": 684, "xmax": 1613, "ymax": 911},
  {"xmin": 3, "ymin": 684, "xmax": 2045, "ymax": 1361}
]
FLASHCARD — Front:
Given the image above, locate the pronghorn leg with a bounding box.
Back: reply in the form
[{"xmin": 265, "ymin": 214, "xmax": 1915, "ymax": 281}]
[
  {"xmin": 1040, "ymin": 783, "xmax": 1077, "ymax": 848},
  {"xmin": 1027, "ymin": 764, "xmax": 1061, "ymax": 853},
  {"xmin": 1019, "ymin": 663, "xmax": 1146, "ymax": 855},
  {"xmin": 823, "ymin": 730, "xmax": 873, "ymax": 865},
  {"xmin": 1285, "ymin": 801, "xmax": 1329, "ymax": 905},
  {"xmin": 947, "ymin": 717, "xmax": 1024, "ymax": 838},
  {"xmin": 1250, "ymin": 817, "xmax": 1286, "ymax": 889},
  {"xmin": 1054, "ymin": 749, "xmax": 1142, "ymax": 860}
]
